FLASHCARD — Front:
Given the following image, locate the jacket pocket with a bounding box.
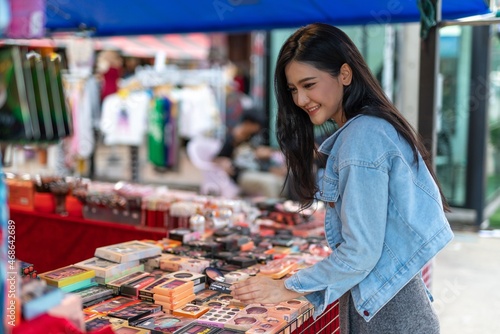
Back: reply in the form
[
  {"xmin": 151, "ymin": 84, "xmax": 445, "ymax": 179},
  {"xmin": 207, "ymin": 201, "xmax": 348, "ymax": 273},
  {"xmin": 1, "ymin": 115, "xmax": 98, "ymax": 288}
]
[{"xmin": 317, "ymin": 172, "xmax": 340, "ymax": 203}]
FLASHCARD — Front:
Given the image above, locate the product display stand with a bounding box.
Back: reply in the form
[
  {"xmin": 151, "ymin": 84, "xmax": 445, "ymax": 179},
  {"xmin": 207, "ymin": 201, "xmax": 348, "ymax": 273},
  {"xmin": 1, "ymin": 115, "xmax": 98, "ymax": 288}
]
[
  {"xmin": 10, "ymin": 208, "xmax": 167, "ymax": 273},
  {"xmin": 279, "ymin": 301, "xmax": 340, "ymax": 334}
]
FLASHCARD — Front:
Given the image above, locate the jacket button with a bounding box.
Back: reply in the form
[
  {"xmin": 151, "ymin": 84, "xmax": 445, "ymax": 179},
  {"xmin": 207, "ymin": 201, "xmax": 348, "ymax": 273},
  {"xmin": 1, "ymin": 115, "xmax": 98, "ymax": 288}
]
[{"xmin": 363, "ymin": 310, "xmax": 370, "ymax": 316}]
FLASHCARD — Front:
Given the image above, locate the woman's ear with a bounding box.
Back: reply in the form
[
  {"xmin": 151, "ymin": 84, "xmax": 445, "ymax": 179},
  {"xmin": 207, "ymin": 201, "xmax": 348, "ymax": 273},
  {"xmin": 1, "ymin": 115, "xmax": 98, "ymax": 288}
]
[{"xmin": 340, "ymin": 63, "xmax": 352, "ymax": 86}]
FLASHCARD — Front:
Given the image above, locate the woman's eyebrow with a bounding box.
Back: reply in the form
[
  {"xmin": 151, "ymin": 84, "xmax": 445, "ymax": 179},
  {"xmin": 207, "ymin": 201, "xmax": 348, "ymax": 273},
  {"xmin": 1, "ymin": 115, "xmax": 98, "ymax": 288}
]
[{"xmin": 288, "ymin": 76, "xmax": 316, "ymax": 85}]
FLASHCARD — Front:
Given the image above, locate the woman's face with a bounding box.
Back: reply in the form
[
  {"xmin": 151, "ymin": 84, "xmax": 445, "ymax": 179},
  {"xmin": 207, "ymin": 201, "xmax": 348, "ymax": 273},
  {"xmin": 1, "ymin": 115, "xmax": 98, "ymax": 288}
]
[{"xmin": 285, "ymin": 60, "xmax": 351, "ymax": 127}]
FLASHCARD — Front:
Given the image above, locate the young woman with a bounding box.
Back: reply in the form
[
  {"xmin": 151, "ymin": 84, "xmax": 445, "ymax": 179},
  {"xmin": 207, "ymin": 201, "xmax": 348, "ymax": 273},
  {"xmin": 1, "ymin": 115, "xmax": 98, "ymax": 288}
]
[{"xmin": 230, "ymin": 23, "xmax": 454, "ymax": 333}]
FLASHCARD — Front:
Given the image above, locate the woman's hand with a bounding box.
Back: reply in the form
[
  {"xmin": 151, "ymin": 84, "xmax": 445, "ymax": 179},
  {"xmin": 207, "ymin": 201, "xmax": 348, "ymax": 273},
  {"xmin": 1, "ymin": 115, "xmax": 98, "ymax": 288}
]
[{"xmin": 230, "ymin": 276, "xmax": 304, "ymax": 305}]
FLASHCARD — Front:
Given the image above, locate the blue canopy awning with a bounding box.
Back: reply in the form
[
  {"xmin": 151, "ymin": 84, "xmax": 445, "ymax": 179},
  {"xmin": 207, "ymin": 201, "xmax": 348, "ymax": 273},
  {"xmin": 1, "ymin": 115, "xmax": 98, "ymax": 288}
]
[{"xmin": 44, "ymin": 0, "xmax": 491, "ymax": 37}]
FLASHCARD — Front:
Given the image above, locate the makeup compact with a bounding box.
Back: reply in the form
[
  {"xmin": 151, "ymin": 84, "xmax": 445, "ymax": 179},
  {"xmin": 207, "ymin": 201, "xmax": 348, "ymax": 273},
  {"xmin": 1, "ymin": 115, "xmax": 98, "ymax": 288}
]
[
  {"xmin": 204, "ymin": 267, "xmax": 225, "ymax": 284},
  {"xmin": 213, "ymin": 226, "xmax": 236, "ymax": 237},
  {"xmin": 215, "ymin": 236, "xmax": 240, "ymax": 252},
  {"xmin": 200, "ymin": 240, "xmax": 223, "ymax": 254},
  {"xmin": 168, "ymin": 228, "xmax": 201, "ymax": 244},
  {"xmin": 238, "ymin": 265, "xmax": 261, "ymax": 276},
  {"xmin": 224, "ymin": 271, "xmax": 250, "ymax": 284},
  {"xmin": 227, "ymin": 256, "xmax": 257, "ymax": 268},
  {"xmin": 213, "ymin": 251, "xmax": 236, "ymax": 261},
  {"xmin": 204, "ymin": 267, "xmax": 232, "ymax": 294},
  {"xmin": 219, "ymin": 264, "xmax": 241, "ymax": 274}
]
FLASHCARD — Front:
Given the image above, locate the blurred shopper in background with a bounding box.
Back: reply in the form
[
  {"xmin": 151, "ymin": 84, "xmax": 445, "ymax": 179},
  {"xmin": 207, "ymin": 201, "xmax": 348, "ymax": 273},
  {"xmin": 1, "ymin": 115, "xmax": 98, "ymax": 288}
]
[
  {"xmin": 122, "ymin": 56, "xmax": 141, "ymax": 79},
  {"xmin": 231, "ymin": 23, "xmax": 454, "ymax": 334},
  {"xmin": 225, "ymin": 63, "xmax": 254, "ymax": 134},
  {"xmin": 96, "ymin": 50, "xmax": 123, "ymax": 102},
  {"xmin": 214, "ymin": 109, "xmax": 286, "ymax": 198}
]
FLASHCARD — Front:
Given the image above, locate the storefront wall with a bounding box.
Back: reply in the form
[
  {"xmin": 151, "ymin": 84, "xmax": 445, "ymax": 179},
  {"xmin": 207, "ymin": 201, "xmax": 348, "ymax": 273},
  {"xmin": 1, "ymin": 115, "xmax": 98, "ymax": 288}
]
[
  {"xmin": 437, "ymin": 26, "xmax": 472, "ymax": 207},
  {"xmin": 486, "ymin": 25, "xmax": 500, "ymax": 202}
]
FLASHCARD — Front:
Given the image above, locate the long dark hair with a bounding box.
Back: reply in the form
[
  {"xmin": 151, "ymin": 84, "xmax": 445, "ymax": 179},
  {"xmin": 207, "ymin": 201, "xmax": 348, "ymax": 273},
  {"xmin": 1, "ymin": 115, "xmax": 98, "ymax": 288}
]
[{"xmin": 275, "ymin": 23, "xmax": 449, "ymax": 211}]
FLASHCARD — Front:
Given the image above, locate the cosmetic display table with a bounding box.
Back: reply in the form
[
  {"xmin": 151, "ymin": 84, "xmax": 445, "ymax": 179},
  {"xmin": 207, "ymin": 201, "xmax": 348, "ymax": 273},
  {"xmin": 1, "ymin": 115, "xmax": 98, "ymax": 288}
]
[
  {"xmin": 10, "ymin": 208, "xmax": 167, "ymax": 273},
  {"xmin": 10, "ymin": 205, "xmax": 431, "ymax": 334}
]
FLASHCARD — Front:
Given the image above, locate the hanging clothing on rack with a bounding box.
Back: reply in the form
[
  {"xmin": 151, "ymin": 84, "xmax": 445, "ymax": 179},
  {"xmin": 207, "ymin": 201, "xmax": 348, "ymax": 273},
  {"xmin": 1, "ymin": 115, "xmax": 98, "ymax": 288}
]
[
  {"xmin": 99, "ymin": 90, "xmax": 150, "ymax": 146},
  {"xmin": 63, "ymin": 77, "xmax": 95, "ymax": 163},
  {"xmin": 174, "ymin": 85, "xmax": 221, "ymax": 140},
  {"xmin": 147, "ymin": 95, "xmax": 179, "ymax": 169}
]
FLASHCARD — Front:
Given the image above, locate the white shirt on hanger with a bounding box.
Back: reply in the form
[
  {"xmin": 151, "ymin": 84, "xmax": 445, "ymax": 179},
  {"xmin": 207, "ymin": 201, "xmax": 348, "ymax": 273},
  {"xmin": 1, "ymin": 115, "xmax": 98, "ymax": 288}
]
[
  {"xmin": 100, "ymin": 91, "xmax": 150, "ymax": 146},
  {"xmin": 173, "ymin": 85, "xmax": 221, "ymax": 139}
]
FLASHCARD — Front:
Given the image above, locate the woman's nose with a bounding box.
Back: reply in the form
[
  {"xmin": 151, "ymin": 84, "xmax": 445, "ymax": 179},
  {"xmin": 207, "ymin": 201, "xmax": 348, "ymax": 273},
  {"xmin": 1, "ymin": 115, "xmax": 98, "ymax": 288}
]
[{"xmin": 297, "ymin": 90, "xmax": 309, "ymax": 107}]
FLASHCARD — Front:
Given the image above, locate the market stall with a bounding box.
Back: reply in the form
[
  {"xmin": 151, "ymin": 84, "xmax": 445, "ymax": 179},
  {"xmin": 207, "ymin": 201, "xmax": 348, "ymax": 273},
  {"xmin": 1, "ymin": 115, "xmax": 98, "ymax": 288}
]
[{"xmin": 0, "ymin": 1, "xmax": 489, "ymax": 333}]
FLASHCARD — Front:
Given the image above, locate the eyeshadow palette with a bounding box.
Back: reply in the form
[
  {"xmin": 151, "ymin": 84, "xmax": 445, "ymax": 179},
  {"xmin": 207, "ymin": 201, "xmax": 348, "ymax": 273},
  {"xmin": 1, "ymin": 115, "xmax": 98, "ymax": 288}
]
[
  {"xmin": 241, "ymin": 304, "xmax": 269, "ymax": 317},
  {"xmin": 172, "ymin": 303, "xmax": 210, "ymax": 319},
  {"xmin": 160, "ymin": 255, "xmax": 191, "ymax": 272},
  {"xmin": 134, "ymin": 313, "xmax": 195, "ymax": 333},
  {"xmin": 257, "ymin": 259, "xmax": 298, "ymax": 279},
  {"xmin": 152, "ymin": 279, "xmax": 194, "ymax": 297},
  {"xmin": 83, "ymin": 296, "xmax": 139, "ymax": 315},
  {"xmin": 138, "ymin": 276, "xmax": 172, "ymax": 299},
  {"xmin": 279, "ymin": 298, "xmax": 311, "ymax": 316},
  {"xmin": 84, "ymin": 315, "xmax": 127, "ymax": 332},
  {"xmin": 192, "ymin": 289, "xmax": 220, "ymax": 305},
  {"xmin": 245, "ymin": 316, "xmax": 287, "ymax": 334},
  {"xmin": 174, "ymin": 322, "xmax": 221, "ymax": 334},
  {"xmin": 154, "ymin": 293, "xmax": 196, "ymax": 312},
  {"xmin": 107, "ymin": 301, "xmax": 162, "ymax": 322},
  {"xmin": 166, "ymin": 271, "xmax": 206, "ymax": 286},
  {"xmin": 196, "ymin": 305, "xmax": 241, "ymax": 328},
  {"xmin": 153, "ymin": 286, "xmax": 194, "ymax": 304},
  {"xmin": 224, "ymin": 314, "xmax": 261, "ymax": 332},
  {"xmin": 266, "ymin": 305, "xmax": 298, "ymax": 322},
  {"xmin": 208, "ymin": 281, "xmax": 232, "ymax": 294}
]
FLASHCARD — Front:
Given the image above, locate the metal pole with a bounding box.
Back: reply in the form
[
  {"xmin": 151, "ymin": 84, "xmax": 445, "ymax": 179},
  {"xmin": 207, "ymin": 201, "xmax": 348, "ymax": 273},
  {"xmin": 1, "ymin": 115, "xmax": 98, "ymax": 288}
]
[
  {"xmin": 466, "ymin": 25, "xmax": 491, "ymax": 226},
  {"xmin": 418, "ymin": 0, "xmax": 441, "ymax": 166}
]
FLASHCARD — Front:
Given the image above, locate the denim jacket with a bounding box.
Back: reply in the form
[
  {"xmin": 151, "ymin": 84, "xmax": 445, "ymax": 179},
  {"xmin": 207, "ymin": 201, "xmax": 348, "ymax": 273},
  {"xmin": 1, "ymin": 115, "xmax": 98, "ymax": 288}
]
[{"xmin": 284, "ymin": 115, "xmax": 453, "ymax": 321}]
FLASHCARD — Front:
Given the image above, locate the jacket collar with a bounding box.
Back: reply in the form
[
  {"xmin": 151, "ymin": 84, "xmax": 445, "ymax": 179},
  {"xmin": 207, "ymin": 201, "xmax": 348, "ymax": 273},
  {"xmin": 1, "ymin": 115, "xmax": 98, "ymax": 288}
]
[{"xmin": 318, "ymin": 114, "xmax": 364, "ymax": 154}]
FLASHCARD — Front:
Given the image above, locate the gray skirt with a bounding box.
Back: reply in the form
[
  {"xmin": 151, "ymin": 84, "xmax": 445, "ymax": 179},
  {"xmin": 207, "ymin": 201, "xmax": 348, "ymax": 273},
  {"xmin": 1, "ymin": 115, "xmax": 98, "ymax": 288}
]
[{"xmin": 339, "ymin": 275, "xmax": 440, "ymax": 334}]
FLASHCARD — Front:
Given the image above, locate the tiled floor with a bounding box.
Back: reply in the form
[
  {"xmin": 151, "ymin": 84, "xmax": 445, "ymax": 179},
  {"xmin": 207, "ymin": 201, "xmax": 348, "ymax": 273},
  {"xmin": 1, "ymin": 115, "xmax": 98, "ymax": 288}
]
[{"xmin": 433, "ymin": 230, "xmax": 500, "ymax": 334}]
